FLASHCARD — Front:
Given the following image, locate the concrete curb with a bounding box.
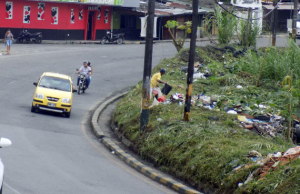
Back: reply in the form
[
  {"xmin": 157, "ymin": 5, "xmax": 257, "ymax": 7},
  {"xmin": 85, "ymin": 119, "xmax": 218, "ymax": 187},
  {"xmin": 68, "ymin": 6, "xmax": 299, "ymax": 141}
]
[
  {"xmin": 91, "ymin": 92, "xmax": 128, "ymax": 138},
  {"xmin": 91, "ymin": 92, "xmax": 202, "ymax": 194}
]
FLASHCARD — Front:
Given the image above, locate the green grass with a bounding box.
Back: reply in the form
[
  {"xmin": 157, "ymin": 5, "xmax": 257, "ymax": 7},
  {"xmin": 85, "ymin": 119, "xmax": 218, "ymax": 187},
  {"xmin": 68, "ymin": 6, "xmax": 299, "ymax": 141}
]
[{"xmin": 112, "ymin": 44, "xmax": 299, "ymax": 193}]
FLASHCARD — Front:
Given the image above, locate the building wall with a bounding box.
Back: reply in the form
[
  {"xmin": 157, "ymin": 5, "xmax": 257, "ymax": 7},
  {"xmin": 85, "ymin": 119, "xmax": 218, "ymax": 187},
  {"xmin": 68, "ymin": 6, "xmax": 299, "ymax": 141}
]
[
  {"xmin": 0, "ymin": 0, "xmax": 111, "ymax": 40},
  {"xmin": 109, "ymin": 8, "xmax": 142, "ymax": 40},
  {"xmin": 263, "ymin": 9, "xmax": 291, "ymax": 32}
]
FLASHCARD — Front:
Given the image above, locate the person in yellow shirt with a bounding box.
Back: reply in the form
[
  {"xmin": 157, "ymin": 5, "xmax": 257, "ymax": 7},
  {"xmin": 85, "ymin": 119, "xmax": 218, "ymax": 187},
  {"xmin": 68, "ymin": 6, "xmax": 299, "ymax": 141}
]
[{"xmin": 150, "ymin": 69, "xmax": 167, "ymax": 98}]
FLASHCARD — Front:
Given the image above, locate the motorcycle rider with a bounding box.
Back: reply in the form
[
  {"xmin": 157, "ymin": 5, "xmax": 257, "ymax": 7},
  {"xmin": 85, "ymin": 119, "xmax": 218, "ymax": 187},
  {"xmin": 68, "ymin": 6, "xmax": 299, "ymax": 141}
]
[
  {"xmin": 77, "ymin": 61, "xmax": 91, "ymax": 89},
  {"xmin": 87, "ymin": 61, "xmax": 92, "ymax": 84}
]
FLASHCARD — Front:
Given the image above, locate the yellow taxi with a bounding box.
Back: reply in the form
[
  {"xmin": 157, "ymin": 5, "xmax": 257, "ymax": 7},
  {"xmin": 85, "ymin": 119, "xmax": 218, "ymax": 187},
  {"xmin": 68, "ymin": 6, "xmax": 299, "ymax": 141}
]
[{"xmin": 31, "ymin": 72, "xmax": 76, "ymax": 118}]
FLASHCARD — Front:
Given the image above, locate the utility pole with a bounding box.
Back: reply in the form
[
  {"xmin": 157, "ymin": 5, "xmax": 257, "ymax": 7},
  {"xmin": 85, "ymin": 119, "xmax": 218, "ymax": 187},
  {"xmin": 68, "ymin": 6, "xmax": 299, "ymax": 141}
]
[
  {"xmin": 292, "ymin": 0, "xmax": 298, "ymax": 42},
  {"xmin": 140, "ymin": 0, "xmax": 155, "ymax": 131},
  {"xmin": 183, "ymin": 0, "xmax": 198, "ymax": 121},
  {"xmin": 272, "ymin": 0, "xmax": 278, "ymax": 46}
]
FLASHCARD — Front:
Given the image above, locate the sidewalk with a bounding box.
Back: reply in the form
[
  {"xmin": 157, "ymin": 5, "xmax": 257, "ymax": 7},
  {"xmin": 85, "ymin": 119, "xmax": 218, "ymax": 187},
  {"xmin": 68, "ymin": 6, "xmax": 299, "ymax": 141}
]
[
  {"xmin": 0, "ymin": 36, "xmax": 217, "ymax": 45},
  {"xmin": 1, "ymin": 33, "xmax": 288, "ymax": 45},
  {"xmin": 40, "ymin": 37, "xmax": 216, "ymax": 44}
]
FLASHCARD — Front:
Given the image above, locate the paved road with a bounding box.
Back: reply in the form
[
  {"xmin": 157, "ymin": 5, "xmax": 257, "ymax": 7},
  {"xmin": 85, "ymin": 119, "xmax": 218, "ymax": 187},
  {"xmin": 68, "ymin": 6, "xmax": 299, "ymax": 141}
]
[{"xmin": 0, "ymin": 43, "xmax": 178, "ymax": 194}]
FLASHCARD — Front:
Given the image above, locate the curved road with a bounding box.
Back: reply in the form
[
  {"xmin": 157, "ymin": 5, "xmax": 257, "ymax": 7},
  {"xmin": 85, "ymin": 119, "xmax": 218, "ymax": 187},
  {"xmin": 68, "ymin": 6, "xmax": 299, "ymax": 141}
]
[{"xmin": 0, "ymin": 42, "xmax": 177, "ymax": 194}]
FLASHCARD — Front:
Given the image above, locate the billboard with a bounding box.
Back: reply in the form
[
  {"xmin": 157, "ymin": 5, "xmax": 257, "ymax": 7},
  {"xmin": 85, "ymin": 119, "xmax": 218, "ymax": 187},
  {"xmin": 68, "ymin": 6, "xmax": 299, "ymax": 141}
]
[{"xmin": 35, "ymin": 0, "xmax": 140, "ymax": 7}]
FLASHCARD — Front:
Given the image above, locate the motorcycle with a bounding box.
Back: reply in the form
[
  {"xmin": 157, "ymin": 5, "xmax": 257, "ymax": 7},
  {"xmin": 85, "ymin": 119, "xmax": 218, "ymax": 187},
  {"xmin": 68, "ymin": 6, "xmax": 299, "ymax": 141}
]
[
  {"xmin": 76, "ymin": 69, "xmax": 90, "ymax": 95},
  {"xmin": 17, "ymin": 30, "xmax": 43, "ymax": 43},
  {"xmin": 101, "ymin": 31, "xmax": 124, "ymax": 45}
]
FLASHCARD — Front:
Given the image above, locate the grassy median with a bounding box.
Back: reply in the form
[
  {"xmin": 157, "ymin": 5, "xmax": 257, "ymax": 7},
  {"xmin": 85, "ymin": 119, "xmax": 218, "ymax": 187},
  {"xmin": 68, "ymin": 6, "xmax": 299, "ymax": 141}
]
[{"xmin": 113, "ymin": 42, "xmax": 300, "ymax": 194}]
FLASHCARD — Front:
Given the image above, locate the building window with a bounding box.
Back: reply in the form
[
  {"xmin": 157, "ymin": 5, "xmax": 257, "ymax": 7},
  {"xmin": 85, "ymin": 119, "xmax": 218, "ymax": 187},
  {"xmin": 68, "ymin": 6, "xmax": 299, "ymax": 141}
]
[{"xmin": 120, "ymin": 15, "xmax": 136, "ymax": 29}]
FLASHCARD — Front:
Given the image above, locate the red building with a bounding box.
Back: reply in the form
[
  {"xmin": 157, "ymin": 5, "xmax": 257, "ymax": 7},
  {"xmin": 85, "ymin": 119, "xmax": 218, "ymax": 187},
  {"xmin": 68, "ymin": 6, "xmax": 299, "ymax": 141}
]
[{"xmin": 0, "ymin": 0, "xmax": 139, "ymax": 40}]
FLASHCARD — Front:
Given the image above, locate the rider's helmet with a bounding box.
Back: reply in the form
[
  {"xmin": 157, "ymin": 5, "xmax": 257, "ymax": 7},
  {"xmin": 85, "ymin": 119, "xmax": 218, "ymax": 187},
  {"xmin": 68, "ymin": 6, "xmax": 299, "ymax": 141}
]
[
  {"xmin": 160, "ymin": 69, "xmax": 166, "ymax": 75},
  {"xmin": 83, "ymin": 60, "xmax": 88, "ymax": 65}
]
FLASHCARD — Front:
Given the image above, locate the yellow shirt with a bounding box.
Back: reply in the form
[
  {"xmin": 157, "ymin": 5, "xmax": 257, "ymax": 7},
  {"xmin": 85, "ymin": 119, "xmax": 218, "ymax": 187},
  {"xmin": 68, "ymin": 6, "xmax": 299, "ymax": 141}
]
[{"xmin": 151, "ymin": 72, "xmax": 161, "ymax": 89}]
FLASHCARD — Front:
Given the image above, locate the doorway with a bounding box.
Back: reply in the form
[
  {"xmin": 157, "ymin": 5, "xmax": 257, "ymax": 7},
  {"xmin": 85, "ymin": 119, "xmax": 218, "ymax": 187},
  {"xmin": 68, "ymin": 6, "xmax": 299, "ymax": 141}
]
[{"xmin": 87, "ymin": 11, "xmax": 95, "ymax": 40}]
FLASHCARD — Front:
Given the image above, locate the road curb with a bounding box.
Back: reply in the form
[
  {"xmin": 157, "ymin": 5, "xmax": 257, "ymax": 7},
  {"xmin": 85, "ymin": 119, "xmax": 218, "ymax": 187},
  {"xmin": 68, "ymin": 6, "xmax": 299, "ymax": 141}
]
[
  {"xmin": 1, "ymin": 38, "xmax": 217, "ymax": 45},
  {"xmin": 91, "ymin": 93, "xmax": 202, "ymax": 194},
  {"xmin": 91, "ymin": 92, "xmax": 127, "ymax": 138}
]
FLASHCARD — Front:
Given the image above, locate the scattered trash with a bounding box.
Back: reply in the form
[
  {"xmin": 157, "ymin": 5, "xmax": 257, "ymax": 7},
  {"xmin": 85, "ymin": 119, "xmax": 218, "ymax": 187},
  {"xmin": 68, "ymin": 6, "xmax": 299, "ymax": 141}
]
[
  {"xmin": 273, "ymin": 152, "xmax": 282, "ymax": 157},
  {"xmin": 158, "ymin": 95, "xmax": 166, "ymax": 102},
  {"xmin": 248, "ymin": 150, "xmax": 262, "ymax": 158},
  {"xmin": 238, "ymin": 169, "xmax": 259, "ymax": 187},
  {"xmin": 254, "ymin": 104, "xmax": 269, "ymax": 109},
  {"xmin": 227, "ymin": 110, "xmax": 237, "ymax": 114},
  {"xmin": 193, "ymin": 72, "xmax": 206, "ymax": 79},
  {"xmin": 272, "ymin": 161, "xmax": 280, "ymax": 167},
  {"xmin": 211, "ymin": 95, "xmax": 219, "ymax": 102},
  {"xmin": 170, "ymin": 93, "xmax": 184, "ymax": 102},
  {"xmin": 150, "ymin": 98, "xmax": 160, "ymax": 108},
  {"xmin": 233, "ymin": 165, "xmax": 244, "ymax": 171},
  {"xmin": 251, "ymin": 157, "xmax": 259, "ymax": 162},
  {"xmin": 203, "ymin": 105, "xmax": 212, "ymax": 110},
  {"xmin": 236, "ymin": 85, "xmax": 243, "ymax": 89},
  {"xmin": 162, "ymin": 99, "xmax": 171, "ymax": 105},
  {"xmin": 157, "ymin": 118, "xmax": 163, "ymax": 122},
  {"xmin": 199, "ymin": 95, "xmax": 211, "ymax": 105},
  {"xmin": 238, "ymin": 115, "xmax": 249, "ymax": 122},
  {"xmin": 237, "ymin": 146, "xmax": 300, "ymax": 184},
  {"xmin": 283, "ymin": 146, "xmax": 300, "ymax": 157},
  {"xmin": 111, "ymin": 151, "xmax": 115, "ymax": 154}
]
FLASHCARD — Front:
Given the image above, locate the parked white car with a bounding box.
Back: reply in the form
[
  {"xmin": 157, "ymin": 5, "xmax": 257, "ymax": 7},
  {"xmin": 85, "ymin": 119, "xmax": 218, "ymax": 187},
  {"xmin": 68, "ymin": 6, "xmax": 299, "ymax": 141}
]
[{"xmin": 0, "ymin": 138, "xmax": 12, "ymax": 194}]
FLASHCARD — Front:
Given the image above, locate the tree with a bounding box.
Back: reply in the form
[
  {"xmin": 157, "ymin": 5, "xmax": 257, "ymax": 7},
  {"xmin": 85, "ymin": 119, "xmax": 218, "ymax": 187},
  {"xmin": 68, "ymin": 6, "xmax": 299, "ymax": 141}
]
[
  {"xmin": 203, "ymin": 6, "xmax": 237, "ymax": 45},
  {"xmin": 165, "ymin": 20, "xmax": 192, "ymax": 52}
]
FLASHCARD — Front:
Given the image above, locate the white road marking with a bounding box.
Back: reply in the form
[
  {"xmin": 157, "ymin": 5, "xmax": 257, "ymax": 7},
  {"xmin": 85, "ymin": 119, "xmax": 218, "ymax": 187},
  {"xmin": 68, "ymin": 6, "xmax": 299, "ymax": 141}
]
[
  {"xmin": 4, "ymin": 182, "xmax": 22, "ymax": 194},
  {"xmin": 8, "ymin": 81, "xmax": 16, "ymax": 85}
]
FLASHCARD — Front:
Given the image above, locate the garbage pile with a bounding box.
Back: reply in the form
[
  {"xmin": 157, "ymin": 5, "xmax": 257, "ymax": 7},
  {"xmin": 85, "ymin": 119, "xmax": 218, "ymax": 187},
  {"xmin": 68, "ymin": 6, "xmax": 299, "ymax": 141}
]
[
  {"xmin": 150, "ymin": 61, "xmax": 300, "ymax": 141},
  {"xmin": 236, "ymin": 146, "xmax": 300, "ymax": 187}
]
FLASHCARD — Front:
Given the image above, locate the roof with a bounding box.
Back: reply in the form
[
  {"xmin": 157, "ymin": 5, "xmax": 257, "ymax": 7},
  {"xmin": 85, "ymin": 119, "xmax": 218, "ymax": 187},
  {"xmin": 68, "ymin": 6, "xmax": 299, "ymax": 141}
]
[
  {"xmin": 138, "ymin": 0, "xmax": 214, "ymax": 16},
  {"xmin": 167, "ymin": 0, "xmax": 216, "ymax": 9},
  {"xmin": 43, "ymin": 72, "xmax": 71, "ymax": 80},
  {"xmin": 263, "ymin": 3, "xmax": 298, "ymax": 10}
]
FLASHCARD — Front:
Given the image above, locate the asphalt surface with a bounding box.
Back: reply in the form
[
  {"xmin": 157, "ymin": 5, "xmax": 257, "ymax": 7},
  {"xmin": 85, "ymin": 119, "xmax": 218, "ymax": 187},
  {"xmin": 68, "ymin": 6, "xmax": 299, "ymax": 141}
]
[{"xmin": 0, "ymin": 43, "xmax": 178, "ymax": 194}]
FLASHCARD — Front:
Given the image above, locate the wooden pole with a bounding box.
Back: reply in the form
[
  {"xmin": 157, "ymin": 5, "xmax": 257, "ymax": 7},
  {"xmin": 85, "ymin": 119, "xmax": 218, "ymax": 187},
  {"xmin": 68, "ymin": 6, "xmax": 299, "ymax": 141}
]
[
  {"xmin": 244, "ymin": 8, "xmax": 251, "ymax": 47},
  {"xmin": 272, "ymin": 0, "xmax": 278, "ymax": 46},
  {"xmin": 292, "ymin": 0, "xmax": 298, "ymax": 42},
  {"xmin": 140, "ymin": 0, "xmax": 155, "ymax": 131},
  {"xmin": 183, "ymin": 0, "xmax": 198, "ymax": 121}
]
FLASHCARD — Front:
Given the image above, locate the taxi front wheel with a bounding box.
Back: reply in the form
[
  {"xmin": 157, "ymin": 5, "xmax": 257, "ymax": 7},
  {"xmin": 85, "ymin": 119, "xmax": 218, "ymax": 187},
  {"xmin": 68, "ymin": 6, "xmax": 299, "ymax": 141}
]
[
  {"xmin": 65, "ymin": 110, "xmax": 71, "ymax": 118},
  {"xmin": 31, "ymin": 104, "xmax": 35, "ymax": 113}
]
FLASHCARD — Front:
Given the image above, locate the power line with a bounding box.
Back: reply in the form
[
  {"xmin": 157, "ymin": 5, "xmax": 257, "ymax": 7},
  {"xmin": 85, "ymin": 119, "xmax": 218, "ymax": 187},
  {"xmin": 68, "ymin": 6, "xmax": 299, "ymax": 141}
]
[{"xmin": 213, "ymin": 0, "xmax": 283, "ymax": 21}]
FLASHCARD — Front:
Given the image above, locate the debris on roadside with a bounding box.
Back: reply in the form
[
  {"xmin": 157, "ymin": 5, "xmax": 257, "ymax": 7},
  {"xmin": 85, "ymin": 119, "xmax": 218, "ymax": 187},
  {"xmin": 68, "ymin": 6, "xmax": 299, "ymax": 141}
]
[{"xmin": 237, "ymin": 146, "xmax": 300, "ymax": 187}]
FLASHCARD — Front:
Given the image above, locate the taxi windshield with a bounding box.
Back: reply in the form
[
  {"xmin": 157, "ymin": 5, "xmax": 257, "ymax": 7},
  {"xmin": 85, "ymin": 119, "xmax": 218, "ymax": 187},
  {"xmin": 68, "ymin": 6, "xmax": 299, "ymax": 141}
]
[{"xmin": 38, "ymin": 76, "xmax": 71, "ymax": 92}]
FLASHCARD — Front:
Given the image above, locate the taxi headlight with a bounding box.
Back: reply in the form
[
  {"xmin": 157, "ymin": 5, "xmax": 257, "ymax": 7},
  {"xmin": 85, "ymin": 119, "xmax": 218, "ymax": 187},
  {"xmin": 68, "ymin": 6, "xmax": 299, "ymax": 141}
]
[
  {"xmin": 62, "ymin": 98, "xmax": 71, "ymax": 103},
  {"xmin": 35, "ymin": 93, "xmax": 44, "ymax": 99}
]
